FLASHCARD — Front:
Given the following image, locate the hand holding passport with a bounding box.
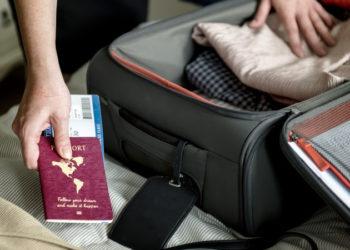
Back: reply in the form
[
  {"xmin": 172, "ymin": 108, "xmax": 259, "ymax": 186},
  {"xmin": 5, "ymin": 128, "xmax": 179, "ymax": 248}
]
[
  {"xmin": 12, "ymin": 79, "xmax": 72, "ymax": 169},
  {"xmin": 38, "ymin": 136, "xmax": 113, "ymax": 223},
  {"xmin": 38, "ymin": 95, "xmax": 113, "ymax": 223}
]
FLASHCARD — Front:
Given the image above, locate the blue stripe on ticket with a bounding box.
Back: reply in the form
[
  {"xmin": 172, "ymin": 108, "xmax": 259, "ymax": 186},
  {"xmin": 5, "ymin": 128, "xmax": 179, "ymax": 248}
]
[{"xmin": 92, "ymin": 95, "xmax": 104, "ymax": 155}]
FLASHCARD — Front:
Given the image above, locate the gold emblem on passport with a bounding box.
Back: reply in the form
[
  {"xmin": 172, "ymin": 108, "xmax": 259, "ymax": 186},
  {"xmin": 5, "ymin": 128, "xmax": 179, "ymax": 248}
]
[{"xmin": 52, "ymin": 157, "xmax": 85, "ymax": 194}]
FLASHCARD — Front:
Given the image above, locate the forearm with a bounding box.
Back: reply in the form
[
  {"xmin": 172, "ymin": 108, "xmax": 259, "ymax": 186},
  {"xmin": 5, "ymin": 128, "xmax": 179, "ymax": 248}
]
[
  {"xmin": 14, "ymin": 0, "xmax": 60, "ymax": 76},
  {"xmin": 12, "ymin": 0, "xmax": 72, "ymax": 169}
]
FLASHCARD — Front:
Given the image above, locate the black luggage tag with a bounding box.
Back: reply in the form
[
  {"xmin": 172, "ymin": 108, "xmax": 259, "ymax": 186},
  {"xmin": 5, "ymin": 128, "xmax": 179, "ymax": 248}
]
[
  {"xmin": 109, "ymin": 141, "xmax": 198, "ymax": 250},
  {"xmin": 109, "ymin": 176, "xmax": 197, "ymax": 250}
]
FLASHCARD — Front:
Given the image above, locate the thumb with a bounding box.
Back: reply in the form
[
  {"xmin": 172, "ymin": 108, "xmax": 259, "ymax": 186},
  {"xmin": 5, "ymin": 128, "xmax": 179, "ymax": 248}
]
[
  {"xmin": 51, "ymin": 116, "xmax": 72, "ymax": 160},
  {"xmin": 249, "ymin": 0, "xmax": 271, "ymax": 29}
]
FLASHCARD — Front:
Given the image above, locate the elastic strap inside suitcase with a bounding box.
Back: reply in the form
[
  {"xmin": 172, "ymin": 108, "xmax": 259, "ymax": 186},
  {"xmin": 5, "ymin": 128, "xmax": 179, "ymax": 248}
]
[
  {"xmin": 290, "ymin": 100, "xmax": 350, "ymax": 188},
  {"xmin": 283, "ymin": 94, "xmax": 350, "ymax": 227}
]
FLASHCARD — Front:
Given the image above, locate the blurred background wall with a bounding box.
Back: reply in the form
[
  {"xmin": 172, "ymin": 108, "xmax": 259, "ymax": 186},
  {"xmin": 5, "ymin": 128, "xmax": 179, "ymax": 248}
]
[
  {"xmin": 148, "ymin": 0, "xmax": 198, "ymax": 20},
  {"xmin": 0, "ymin": 0, "xmax": 200, "ymax": 114},
  {"xmin": 0, "ymin": 0, "xmax": 199, "ymax": 81},
  {"xmin": 0, "ymin": 0, "xmax": 22, "ymax": 80}
]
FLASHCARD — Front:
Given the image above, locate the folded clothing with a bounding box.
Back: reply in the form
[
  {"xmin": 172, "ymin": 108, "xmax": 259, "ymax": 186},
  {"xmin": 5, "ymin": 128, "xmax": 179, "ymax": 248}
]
[
  {"xmin": 192, "ymin": 15, "xmax": 350, "ymax": 101},
  {"xmin": 186, "ymin": 49, "xmax": 281, "ymax": 111}
]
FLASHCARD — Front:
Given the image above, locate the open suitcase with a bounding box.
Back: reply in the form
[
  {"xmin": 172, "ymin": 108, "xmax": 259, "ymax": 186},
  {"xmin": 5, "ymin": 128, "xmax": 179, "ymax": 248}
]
[{"xmin": 87, "ymin": 0, "xmax": 350, "ymax": 242}]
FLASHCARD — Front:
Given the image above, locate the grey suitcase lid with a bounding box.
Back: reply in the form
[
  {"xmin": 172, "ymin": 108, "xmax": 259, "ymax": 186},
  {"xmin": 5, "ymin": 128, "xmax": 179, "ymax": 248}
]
[
  {"xmin": 109, "ymin": 0, "xmax": 257, "ymax": 84},
  {"xmin": 107, "ymin": 0, "xmax": 350, "ymax": 225}
]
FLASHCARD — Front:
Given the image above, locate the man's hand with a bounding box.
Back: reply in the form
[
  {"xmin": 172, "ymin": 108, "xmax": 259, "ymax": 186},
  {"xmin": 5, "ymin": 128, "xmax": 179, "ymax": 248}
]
[
  {"xmin": 12, "ymin": 69, "xmax": 72, "ymax": 169},
  {"xmin": 249, "ymin": 0, "xmax": 336, "ymax": 57}
]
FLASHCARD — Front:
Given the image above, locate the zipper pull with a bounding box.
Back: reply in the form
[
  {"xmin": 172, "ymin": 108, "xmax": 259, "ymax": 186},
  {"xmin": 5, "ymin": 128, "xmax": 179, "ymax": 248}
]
[
  {"xmin": 289, "ymin": 131, "xmax": 299, "ymax": 141},
  {"xmin": 290, "ymin": 108, "xmax": 301, "ymax": 115}
]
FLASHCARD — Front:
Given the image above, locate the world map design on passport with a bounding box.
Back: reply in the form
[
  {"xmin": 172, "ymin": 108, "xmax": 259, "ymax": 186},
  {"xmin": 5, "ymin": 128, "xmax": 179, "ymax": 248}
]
[{"xmin": 52, "ymin": 157, "xmax": 85, "ymax": 194}]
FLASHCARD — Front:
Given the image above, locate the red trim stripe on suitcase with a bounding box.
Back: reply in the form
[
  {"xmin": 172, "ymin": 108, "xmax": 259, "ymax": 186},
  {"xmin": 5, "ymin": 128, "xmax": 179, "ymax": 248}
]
[{"xmin": 110, "ymin": 50, "xmax": 212, "ymax": 104}]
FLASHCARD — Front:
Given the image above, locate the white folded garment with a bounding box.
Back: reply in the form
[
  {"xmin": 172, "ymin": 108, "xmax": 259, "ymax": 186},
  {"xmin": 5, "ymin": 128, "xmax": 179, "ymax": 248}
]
[{"xmin": 192, "ymin": 15, "xmax": 350, "ymax": 101}]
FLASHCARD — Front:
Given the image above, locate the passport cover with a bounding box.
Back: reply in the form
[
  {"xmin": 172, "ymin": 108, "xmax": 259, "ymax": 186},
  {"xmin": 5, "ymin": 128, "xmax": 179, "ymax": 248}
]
[{"xmin": 38, "ymin": 136, "xmax": 113, "ymax": 223}]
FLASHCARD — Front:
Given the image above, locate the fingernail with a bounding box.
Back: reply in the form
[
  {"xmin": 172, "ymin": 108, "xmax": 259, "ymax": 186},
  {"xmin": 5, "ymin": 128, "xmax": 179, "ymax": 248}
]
[
  {"xmin": 62, "ymin": 146, "xmax": 72, "ymax": 159},
  {"xmin": 319, "ymin": 48, "xmax": 327, "ymax": 57},
  {"xmin": 249, "ymin": 20, "xmax": 257, "ymax": 27},
  {"xmin": 296, "ymin": 48, "xmax": 304, "ymax": 58},
  {"xmin": 27, "ymin": 163, "xmax": 37, "ymax": 170}
]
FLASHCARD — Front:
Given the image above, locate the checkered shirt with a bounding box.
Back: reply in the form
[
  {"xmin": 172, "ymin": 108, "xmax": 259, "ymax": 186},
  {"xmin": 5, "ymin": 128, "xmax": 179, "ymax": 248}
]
[{"xmin": 186, "ymin": 50, "xmax": 279, "ymax": 111}]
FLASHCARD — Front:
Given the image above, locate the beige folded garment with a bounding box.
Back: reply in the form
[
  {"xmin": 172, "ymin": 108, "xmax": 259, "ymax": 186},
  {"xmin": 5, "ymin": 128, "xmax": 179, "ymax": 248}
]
[
  {"xmin": 192, "ymin": 15, "xmax": 350, "ymax": 101},
  {"xmin": 0, "ymin": 197, "xmax": 78, "ymax": 250}
]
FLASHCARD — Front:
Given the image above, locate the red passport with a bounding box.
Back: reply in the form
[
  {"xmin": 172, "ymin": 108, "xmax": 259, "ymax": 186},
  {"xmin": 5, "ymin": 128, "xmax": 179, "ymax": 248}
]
[{"xmin": 38, "ymin": 136, "xmax": 113, "ymax": 223}]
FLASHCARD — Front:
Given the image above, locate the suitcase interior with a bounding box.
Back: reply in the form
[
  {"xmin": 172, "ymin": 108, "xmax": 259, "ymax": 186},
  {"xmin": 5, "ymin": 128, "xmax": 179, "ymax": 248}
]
[
  {"xmin": 87, "ymin": 0, "xmax": 350, "ymax": 236},
  {"xmin": 108, "ymin": 0, "xmax": 350, "ymax": 114}
]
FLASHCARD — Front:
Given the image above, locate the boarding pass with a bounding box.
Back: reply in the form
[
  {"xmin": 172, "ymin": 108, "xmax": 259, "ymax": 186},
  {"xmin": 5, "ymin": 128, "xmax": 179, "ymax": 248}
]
[{"xmin": 43, "ymin": 95, "xmax": 104, "ymax": 154}]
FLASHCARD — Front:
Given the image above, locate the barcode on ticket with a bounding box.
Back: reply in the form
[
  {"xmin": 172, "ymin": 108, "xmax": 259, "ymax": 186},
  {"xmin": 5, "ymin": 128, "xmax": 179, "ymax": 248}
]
[{"xmin": 81, "ymin": 97, "xmax": 92, "ymax": 120}]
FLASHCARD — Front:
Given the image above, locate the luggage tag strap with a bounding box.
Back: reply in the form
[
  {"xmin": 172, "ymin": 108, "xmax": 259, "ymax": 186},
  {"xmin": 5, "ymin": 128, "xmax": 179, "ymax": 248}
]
[
  {"xmin": 169, "ymin": 140, "xmax": 188, "ymax": 187},
  {"xmin": 109, "ymin": 140, "xmax": 199, "ymax": 250}
]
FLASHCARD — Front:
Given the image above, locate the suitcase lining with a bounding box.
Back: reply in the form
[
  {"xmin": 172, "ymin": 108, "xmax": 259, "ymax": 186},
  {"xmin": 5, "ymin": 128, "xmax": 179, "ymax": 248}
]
[{"xmin": 110, "ymin": 50, "xmax": 212, "ymax": 105}]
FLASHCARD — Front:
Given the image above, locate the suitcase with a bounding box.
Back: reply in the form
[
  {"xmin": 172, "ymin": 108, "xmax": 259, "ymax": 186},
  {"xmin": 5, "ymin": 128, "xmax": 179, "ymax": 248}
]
[{"xmin": 87, "ymin": 0, "xmax": 350, "ymax": 237}]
